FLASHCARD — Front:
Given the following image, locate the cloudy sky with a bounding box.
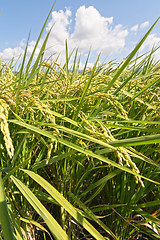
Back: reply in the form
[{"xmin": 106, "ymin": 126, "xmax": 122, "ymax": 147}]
[{"xmin": 1, "ymin": 0, "xmax": 160, "ymax": 66}]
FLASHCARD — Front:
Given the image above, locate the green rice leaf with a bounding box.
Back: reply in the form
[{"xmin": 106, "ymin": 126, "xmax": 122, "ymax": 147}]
[
  {"xmin": 21, "ymin": 169, "xmax": 106, "ymax": 240},
  {"xmin": 65, "ymin": 39, "xmax": 69, "ymax": 78},
  {"xmin": 10, "ymin": 175, "xmax": 69, "ymax": 240},
  {"xmin": 70, "ymin": 193, "xmax": 117, "ymax": 239},
  {"xmin": 24, "ymin": 0, "xmax": 56, "ymax": 77},
  {"xmin": 73, "ymin": 54, "xmax": 100, "ymax": 121},
  {"xmin": 10, "ymin": 119, "xmax": 160, "ymax": 185},
  {"xmin": 0, "ymin": 174, "xmax": 15, "ymax": 240},
  {"xmin": 82, "ymin": 47, "xmax": 91, "ymax": 75},
  {"xmin": 79, "ymin": 169, "xmax": 121, "ymax": 198},
  {"xmin": 108, "ymin": 134, "xmax": 160, "ymax": 147},
  {"xmin": 25, "ymin": 28, "xmax": 52, "ymax": 87},
  {"xmin": 131, "ymin": 76, "xmax": 160, "ymax": 101},
  {"xmin": 105, "ymin": 17, "xmax": 160, "ymax": 93}
]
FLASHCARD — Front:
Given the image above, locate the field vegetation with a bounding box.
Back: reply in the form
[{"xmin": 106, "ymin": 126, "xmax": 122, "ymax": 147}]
[{"xmin": 0, "ymin": 2, "xmax": 160, "ymax": 240}]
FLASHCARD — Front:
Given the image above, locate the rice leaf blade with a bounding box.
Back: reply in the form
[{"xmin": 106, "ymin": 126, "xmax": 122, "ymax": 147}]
[
  {"xmin": 105, "ymin": 17, "xmax": 160, "ymax": 93},
  {"xmin": 10, "ymin": 119, "xmax": 160, "ymax": 185},
  {"xmin": 24, "ymin": 0, "xmax": 56, "ymax": 76},
  {"xmin": 21, "ymin": 169, "xmax": 106, "ymax": 240},
  {"xmin": 10, "ymin": 175, "xmax": 69, "ymax": 240},
  {"xmin": 73, "ymin": 54, "xmax": 100, "ymax": 121},
  {"xmin": 131, "ymin": 76, "xmax": 160, "ymax": 101},
  {"xmin": 0, "ymin": 174, "xmax": 15, "ymax": 240},
  {"xmin": 70, "ymin": 193, "xmax": 117, "ymax": 239}
]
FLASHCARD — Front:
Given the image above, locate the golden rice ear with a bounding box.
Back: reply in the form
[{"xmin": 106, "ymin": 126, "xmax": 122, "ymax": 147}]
[{"xmin": 0, "ymin": 99, "xmax": 14, "ymax": 159}]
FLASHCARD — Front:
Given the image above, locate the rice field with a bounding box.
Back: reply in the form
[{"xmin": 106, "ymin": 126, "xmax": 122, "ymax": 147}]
[{"xmin": 0, "ymin": 3, "xmax": 160, "ymax": 240}]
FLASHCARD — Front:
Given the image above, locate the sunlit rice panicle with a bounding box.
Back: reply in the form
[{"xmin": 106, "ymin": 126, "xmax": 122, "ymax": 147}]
[
  {"xmin": 1, "ymin": 61, "xmax": 15, "ymax": 79},
  {"xmin": 46, "ymin": 140, "xmax": 54, "ymax": 164},
  {"xmin": 34, "ymin": 99, "xmax": 60, "ymax": 136},
  {"xmin": 115, "ymin": 147, "xmax": 144, "ymax": 187},
  {"xmin": 0, "ymin": 61, "xmax": 16, "ymax": 107},
  {"xmin": 97, "ymin": 121, "xmax": 144, "ymax": 187},
  {"xmin": 87, "ymin": 93, "xmax": 129, "ymax": 120},
  {"xmin": 123, "ymin": 150, "xmax": 144, "ymax": 187},
  {"xmin": 0, "ymin": 99, "xmax": 14, "ymax": 159},
  {"xmin": 34, "ymin": 99, "xmax": 55, "ymax": 122}
]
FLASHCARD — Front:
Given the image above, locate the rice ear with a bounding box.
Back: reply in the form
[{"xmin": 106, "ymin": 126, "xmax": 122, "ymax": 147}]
[{"xmin": 0, "ymin": 99, "xmax": 14, "ymax": 159}]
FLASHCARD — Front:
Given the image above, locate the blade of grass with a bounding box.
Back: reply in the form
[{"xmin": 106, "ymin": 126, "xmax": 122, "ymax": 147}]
[
  {"xmin": 79, "ymin": 169, "xmax": 121, "ymax": 198},
  {"xmin": 0, "ymin": 173, "xmax": 15, "ymax": 240},
  {"xmin": 82, "ymin": 47, "xmax": 91, "ymax": 75},
  {"xmin": 135, "ymin": 200, "xmax": 160, "ymax": 209},
  {"xmin": 32, "ymin": 151, "xmax": 74, "ymax": 171},
  {"xmin": 105, "ymin": 17, "xmax": 160, "ymax": 93},
  {"xmin": 114, "ymin": 46, "xmax": 160, "ymax": 95},
  {"xmin": 10, "ymin": 119, "xmax": 160, "ymax": 185},
  {"xmin": 25, "ymin": 27, "xmax": 52, "ymax": 87},
  {"xmin": 91, "ymin": 17, "xmax": 160, "ymax": 117},
  {"xmin": 108, "ymin": 133, "xmax": 160, "ymax": 147},
  {"xmin": 113, "ymin": 65, "xmax": 141, "ymax": 95},
  {"xmin": 70, "ymin": 193, "xmax": 117, "ymax": 240},
  {"xmin": 21, "ymin": 119, "xmax": 160, "ymax": 167},
  {"xmin": 39, "ymin": 66, "xmax": 50, "ymax": 92},
  {"xmin": 20, "ymin": 217, "xmax": 50, "ymax": 236},
  {"xmin": 16, "ymin": 32, "xmax": 31, "ymax": 111},
  {"xmin": 24, "ymin": 0, "xmax": 56, "ymax": 78},
  {"xmin": 134, "ymin": 208, "xmax": 160, "ymax": 227},
  {"xmin": 131, "ymin": 76, "xmax": 160, "ymax": 101},
  {"xmin": 70, "ymin": 48, "xmax": 78, "ymax": 84},
  {"xmin": 21, "ymin": 169, "xmax": 106, "ymax": 240},
  {"xmin": 33, "ymin": 107, "xmax": 81, "ymax": 128},
  {"xmin": 90, "ymin": 119, "xmax": 160, "ymax": 125},
  {"xmin": 121, "ymin": 89, "xmax": 156, "ymax": 109},
  {"xmin": 10, "ymin": 175, "xmax": 69, "ymax": 240},
  {"xmin": 100, "ymin": 123, "xmax": 160, "ymax": 133},
  {"xmin": 65, "ymin": 39, "xmax": 69, "ymax": 79},
  {"xmin": 73, "ymin": 54, "xmax": 100, "ymax": 121}
]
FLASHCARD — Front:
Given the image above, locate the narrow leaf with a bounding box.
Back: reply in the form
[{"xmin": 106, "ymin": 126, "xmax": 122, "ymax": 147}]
[
  {"xmin": 24, "ymin": 0, "xmax": 56, "ymax": 76},
  {"xmin": 73, "ymin": 54, "xmax": 100, "ymax": 121},
  {"xmin": 108, "ymin": 134, "xmax": 160, "ymax": 147},
  {"xmin": 105, "ymin": 17, "xmax": 160, "ymax": 93},
  {"xmin": 11, "ymin": 175, "xmax": 69, "ymax": 240},
  {"xmin": 10, "ymin": 119, "xmax": 160, "ymax": 185},
  {"xmin": 0, "ymin": 174, "xmax": 15, "ymax": 240},
  {"xmin": 70, "ymin": 193, "xmax": 117, "ymax": 239},
  {"xmin": 21, "ymin": 169, "xmax": 106, "ymax": 240},
  {"xmin": 131, "ymin": 76, "xmax": 160, "ymax": 101}
]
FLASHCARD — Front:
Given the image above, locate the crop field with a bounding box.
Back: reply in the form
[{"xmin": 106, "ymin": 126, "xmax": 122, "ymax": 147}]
[{"xmin": 0, "ymin": 3, "xmax": 160, "ymax": 240}]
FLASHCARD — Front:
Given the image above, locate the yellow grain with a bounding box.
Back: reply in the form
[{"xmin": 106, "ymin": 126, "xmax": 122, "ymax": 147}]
[{"xmin": 0, "ymin": 99, "xmax": 14, "ymax": 158}]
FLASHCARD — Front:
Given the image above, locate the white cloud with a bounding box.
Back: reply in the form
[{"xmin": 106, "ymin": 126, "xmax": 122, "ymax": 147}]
[
  {"xmin": 137, "ymin": 33, "xmax": 160, "ymax": 62},
  {"xmin": 130, "ymin": 24, "xmax": 139, "ymax": 32},
  {"xmin": 140, "ymin": 21, "xmax": 149, "ymax": 29},
  {"xmin": 130, "ymin": 21, "xmax": 149, "ymax": 33},
  {"xmin": 0, "ymin": 6, "xmax": 129, "ymax": 63},
  {"xmin": 45, "ymin": 6, "xmax": 128, "ymax": 59},
  {"xmin": 0, "ymin": 46, "xmax": 24, "ymax": 61},
  {"xmin": 46, "ymin": 8, "xmax": 72, "ymax": 45},
  {"xmin": 71, "ymin": 6, "xmax": 113, "ymax": 41},
  {"xmin": 140, "ymin": 34, "xmax": 160, "ymax": 52},
  {"xmin": 27, "ymin": 40, "xmax": 43, "ymax": 57},
  {"xmin": 19, "ymin": 39, "xmax": 26, "ymax": 48},
  {"xmin": 0, "ymin": 39, "xmax": 44, "ymax": 62}
]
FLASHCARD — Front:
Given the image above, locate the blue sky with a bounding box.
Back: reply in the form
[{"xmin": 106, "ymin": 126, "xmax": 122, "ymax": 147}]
[{"xmin": 1, "ymin": 0, "xmax": 160, "ymax": 66}]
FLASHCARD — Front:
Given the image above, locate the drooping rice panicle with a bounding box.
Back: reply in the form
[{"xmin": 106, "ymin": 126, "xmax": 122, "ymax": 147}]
[{"xmin": 0, "ymin": 99, "xmax": 14, "ymax": 159}]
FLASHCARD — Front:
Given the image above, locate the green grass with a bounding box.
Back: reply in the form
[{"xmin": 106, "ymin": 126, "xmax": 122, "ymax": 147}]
[{"xmin": 0, "ymin": 2, "xmax": 160, "ymax": 240}]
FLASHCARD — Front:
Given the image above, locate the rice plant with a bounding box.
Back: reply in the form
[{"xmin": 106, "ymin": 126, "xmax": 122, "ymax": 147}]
[{"xmin": 0, "ymin": 2, "xmax": 160, "ymax": 239}]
